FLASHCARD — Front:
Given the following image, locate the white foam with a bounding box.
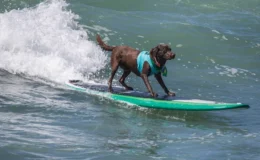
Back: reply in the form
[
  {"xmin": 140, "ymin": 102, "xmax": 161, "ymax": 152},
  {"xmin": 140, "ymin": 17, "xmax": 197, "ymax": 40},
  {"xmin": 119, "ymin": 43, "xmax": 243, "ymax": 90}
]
[
  {"xmin": 176, "ymin": 44, "xmax": 183, "ymax": 48},
  {"xmin": 0, "ymin": 0, "xmax": 107, "ymax": 83},
  {"xmin": 212, "ymin": 30, "xmax": 220, "ymax": 34},
  {"xmin": 215, "ymin": 65, "xmax": 256, "ymax": 78},
  {"xmin": 210, "ymin": 59, "xmax": 216, "ymax": 64},
  {"xmin": 83, "ymin": 25, "xmax": 111, "ymax": 32},
  {"xmin": 222, "ymin": 35, "xmax": 228, "ymax": 40}
]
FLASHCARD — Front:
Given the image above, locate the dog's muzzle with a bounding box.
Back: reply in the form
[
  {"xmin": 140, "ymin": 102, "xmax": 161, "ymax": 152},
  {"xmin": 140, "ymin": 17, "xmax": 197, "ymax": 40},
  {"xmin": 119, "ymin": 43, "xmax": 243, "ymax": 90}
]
[{"xmin": 169, "ymin": 52, "xmax": 175, "ymax": 59}]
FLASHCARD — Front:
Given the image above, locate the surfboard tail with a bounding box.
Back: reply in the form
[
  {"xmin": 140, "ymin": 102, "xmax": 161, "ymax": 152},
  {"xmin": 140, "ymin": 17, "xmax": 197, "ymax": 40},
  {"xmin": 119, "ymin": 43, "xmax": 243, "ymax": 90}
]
[{"xmin": 96, "ymin": 34, "xmax": 115, "ymax": 51}]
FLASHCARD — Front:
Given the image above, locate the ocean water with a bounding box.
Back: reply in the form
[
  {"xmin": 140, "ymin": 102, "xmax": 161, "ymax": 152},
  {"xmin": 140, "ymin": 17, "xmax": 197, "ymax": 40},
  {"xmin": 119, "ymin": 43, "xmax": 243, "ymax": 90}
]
[{"xmin": 0, "ymin": 0, "xmax": 259, "ymax": 159}]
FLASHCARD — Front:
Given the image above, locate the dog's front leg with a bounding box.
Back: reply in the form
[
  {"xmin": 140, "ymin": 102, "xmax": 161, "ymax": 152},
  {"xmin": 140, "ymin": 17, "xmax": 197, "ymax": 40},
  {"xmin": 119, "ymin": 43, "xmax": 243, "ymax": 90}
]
[
  {"xmin": 141, "ymin": 62, "xmax": 157, "ymax": 97},
  {"xmin": 140, "ymin": 74, "xmax": 157, "ymax": 97},
  {"xmin": 154, "ymin": 73, "xmax": 175, "ymax": 96}
]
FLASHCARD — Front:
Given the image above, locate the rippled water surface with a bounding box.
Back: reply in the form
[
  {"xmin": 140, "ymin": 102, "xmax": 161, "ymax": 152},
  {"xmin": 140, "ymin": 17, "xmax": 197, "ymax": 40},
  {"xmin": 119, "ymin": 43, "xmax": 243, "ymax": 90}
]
[{"xmin": 0, "ymin": 0, "xmax": 259, "ymax": 159}]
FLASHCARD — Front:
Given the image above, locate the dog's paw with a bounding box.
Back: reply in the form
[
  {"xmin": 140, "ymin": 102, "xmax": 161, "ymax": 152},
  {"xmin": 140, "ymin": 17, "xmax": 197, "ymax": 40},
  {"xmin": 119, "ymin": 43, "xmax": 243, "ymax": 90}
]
[
  {"xmin": 167, "ymin": 91, "xmax": 176, "ymax": 97},
  {"xmin": 108, "ymin": 87, "xmax": 114, "ymax": 93},
  {"xmin": 151, "ymin": 92, "xmax": 158, "ymax": 98}
]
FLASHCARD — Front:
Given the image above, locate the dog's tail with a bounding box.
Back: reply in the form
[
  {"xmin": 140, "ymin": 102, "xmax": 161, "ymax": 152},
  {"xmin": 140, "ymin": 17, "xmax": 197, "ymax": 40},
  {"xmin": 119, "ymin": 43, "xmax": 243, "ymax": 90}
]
[{"xmin": 96, "ymin": 34, "xmax": 115, "ymax": 51}]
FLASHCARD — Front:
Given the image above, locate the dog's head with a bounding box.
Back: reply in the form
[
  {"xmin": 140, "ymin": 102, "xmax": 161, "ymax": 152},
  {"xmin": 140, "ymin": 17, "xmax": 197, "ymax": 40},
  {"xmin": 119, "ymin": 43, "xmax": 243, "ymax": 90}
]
[{"xmin": 150, "ymin": 44, "xmax": 175, "ymax": 67}]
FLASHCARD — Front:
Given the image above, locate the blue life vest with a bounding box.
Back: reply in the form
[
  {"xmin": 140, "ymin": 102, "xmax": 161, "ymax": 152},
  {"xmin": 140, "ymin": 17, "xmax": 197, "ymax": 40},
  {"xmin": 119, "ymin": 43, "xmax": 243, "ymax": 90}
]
[{"xmin": 137, "ymin": 51, "xmax": 167, "ymax": 76}]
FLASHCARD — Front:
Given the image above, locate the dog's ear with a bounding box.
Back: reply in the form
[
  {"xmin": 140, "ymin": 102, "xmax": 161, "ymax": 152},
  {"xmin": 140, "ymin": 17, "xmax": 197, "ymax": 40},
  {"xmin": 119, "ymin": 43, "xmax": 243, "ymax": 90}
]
[
  {"xmin": 158, "ymin": 44, "xmax": 169, "ymax": 55},
  {"xmin": 150, "ymin": 46, "xmax": 160, "ymax": 67}
]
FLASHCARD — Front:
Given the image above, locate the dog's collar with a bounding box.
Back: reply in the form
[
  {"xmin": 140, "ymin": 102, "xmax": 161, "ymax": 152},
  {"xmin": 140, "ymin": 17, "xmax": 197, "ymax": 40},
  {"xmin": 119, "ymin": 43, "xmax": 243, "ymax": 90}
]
[
  {"xmin": 151, "ymin": 59, "xmax": 162, "ymax": 70},
  {"xmin": 152, "ymin": 61, "xmax": 167, "ymax": 77}
]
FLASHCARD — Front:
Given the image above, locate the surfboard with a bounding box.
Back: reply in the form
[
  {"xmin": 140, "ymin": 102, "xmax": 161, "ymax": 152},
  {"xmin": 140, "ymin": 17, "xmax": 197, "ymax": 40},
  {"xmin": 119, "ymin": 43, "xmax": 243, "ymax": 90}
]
[{"xmin": 66, "ymin": 80, "xmax": 249, "ymax": 111}]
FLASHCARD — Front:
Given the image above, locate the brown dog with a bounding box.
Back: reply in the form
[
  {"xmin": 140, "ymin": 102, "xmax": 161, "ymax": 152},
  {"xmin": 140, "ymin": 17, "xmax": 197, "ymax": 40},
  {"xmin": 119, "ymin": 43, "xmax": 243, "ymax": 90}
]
[{"xmin": 96, "ymin": 34, "xmax": 175, "ymax": 97}]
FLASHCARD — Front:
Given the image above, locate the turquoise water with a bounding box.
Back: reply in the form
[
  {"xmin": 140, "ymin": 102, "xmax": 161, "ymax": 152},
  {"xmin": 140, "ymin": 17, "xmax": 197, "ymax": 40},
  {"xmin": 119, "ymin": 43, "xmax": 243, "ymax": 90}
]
[{"xmin": 0, "ymin": 0, "xmax": 259, "ymax": 159}]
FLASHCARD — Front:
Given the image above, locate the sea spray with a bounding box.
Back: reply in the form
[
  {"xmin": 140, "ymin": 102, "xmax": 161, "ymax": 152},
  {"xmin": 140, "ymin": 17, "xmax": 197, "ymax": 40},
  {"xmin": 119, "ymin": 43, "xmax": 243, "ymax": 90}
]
[{"xmin": 0, "ymin": 0, "xmax": 107, "ymax": 83}]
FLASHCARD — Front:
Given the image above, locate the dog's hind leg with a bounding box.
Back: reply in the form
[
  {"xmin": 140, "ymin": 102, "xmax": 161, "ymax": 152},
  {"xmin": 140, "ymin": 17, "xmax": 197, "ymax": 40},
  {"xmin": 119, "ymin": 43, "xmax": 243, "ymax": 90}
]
[
  {"xmin": 119, "ymin": 70, "xmax": 133, "ymax": 90},
  {"xmin": 108, "ymin": 58, "xmax": 119, "ymax": 92}
]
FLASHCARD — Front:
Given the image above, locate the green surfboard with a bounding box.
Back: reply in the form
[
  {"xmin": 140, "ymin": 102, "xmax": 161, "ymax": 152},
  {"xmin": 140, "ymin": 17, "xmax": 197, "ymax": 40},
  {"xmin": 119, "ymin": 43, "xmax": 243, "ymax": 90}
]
[{"xmin": 66, "ymin": 80, "xmax": 249, "ymax": 111}]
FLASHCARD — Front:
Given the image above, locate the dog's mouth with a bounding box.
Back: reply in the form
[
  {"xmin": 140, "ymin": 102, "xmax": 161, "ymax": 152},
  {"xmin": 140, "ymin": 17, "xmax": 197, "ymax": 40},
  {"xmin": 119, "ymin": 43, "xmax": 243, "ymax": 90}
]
[{"xmin": 164, "ymin": 52, "xmax": 175, "ymax": 60}]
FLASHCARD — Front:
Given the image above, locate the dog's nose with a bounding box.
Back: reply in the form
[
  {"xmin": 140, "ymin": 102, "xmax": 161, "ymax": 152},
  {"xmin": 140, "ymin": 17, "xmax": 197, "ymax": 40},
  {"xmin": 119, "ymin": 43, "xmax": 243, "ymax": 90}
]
[{"xmin": 171, "ymin": 52, "xmax": 175, "ymax": 59}]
